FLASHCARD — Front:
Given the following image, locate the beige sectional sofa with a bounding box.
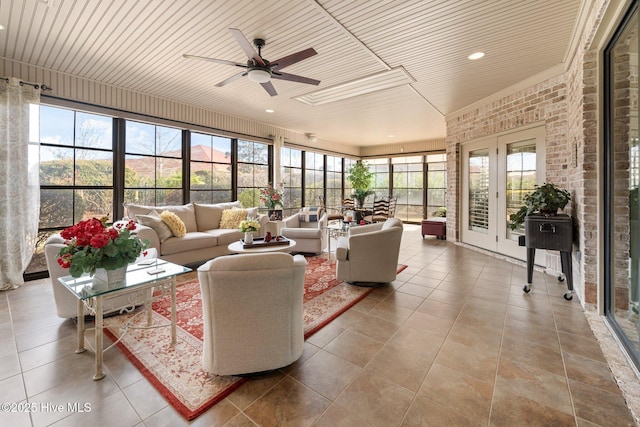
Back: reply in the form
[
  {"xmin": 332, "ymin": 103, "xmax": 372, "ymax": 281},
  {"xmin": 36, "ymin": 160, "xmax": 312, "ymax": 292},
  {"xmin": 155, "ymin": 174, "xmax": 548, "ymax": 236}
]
[{"xmin": 125, "ymin": 201, "xmax": 269, "ymax": 266}]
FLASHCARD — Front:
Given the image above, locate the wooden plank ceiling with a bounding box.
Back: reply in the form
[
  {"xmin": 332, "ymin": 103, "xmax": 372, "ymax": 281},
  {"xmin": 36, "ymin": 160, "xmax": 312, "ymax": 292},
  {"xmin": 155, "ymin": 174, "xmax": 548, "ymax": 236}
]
[{"xmin": 0, "ymin": 0, "xmax": 582, "ymax": 147}]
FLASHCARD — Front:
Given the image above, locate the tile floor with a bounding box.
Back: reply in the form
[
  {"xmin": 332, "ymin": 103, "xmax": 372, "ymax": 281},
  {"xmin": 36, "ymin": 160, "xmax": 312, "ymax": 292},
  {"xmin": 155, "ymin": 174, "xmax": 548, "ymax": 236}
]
[{"xmin": 0, "ymin": 224, "xmax": 637, "ymax": 426}]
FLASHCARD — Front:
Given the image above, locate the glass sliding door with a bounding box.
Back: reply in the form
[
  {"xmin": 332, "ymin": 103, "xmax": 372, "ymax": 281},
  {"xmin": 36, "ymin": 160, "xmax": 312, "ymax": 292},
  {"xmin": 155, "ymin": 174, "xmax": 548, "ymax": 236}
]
[{"xmin": 604, "ymin": 2, "xmax": 639, "ymax": 369}]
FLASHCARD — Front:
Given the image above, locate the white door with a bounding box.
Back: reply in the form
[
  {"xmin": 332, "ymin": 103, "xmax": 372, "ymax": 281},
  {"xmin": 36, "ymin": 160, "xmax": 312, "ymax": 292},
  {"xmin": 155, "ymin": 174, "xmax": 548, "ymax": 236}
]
[{"xmin": 461, "ymin": 126, "xmax": 546, "ymax": 264}]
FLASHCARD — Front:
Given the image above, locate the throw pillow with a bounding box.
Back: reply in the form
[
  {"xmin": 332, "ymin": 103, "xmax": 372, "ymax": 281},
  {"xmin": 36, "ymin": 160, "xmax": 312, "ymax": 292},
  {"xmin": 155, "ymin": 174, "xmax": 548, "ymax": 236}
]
[
  {"xmin": 233, "ymin": 205, "xmax": 259, "ymax": 218},
  {"xmin": 299, "ymin": 206, "xmax": 323, "ymax": 222},
  {"xmin": 160, "ymin": 210, "xmax": 187, "ymax": 238},
  {"xmin": 135, "ymin": 210, "xmax": 174, "ymax": 243},
  {"xmin": 163, "ymin": 203, "xmax": 197, "ymax": 232},
  {"xmin": 193, "ymin": 203, "xmax": 225, "ymax": 231},
  {"xmin": 219, "ymin": 208, "xmax": 247, "ymax": 229}
]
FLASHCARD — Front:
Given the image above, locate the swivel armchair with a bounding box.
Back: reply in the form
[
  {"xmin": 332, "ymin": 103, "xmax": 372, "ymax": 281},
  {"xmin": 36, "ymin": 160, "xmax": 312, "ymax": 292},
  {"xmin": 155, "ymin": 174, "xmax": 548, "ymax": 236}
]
[
  {"xmin": 197, "ymin": 252, "xmax": 307, "ymax": 375},
  {"xmin": 335, "ymin": 218, "xmax": 403, "ymax": 284}
]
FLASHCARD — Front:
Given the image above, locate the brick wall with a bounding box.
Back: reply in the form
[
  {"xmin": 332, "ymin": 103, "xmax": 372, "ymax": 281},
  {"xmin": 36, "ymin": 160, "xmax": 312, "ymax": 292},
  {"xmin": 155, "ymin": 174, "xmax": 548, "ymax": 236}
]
[
  {"xmin": 445, "ymin": 74, "xmax": 571, "ymax": 267},
  {"xmin": 444, "ymin": 0, "xmax": 612, "ymax": 307}
]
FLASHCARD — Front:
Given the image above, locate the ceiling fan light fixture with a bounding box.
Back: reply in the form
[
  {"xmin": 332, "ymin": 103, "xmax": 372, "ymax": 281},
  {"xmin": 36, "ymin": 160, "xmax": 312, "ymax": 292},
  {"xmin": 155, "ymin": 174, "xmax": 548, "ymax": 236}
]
[{"xmin": 248, "ymin": 68, "xmax": 271, "ymax": 83}]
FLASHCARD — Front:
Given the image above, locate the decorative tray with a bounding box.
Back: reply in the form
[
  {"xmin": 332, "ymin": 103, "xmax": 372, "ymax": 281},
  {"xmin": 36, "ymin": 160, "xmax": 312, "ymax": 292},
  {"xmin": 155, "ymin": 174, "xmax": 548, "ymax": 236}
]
[{"xmin": 241, "ymin": 236, "xmax": 290, "ymax": 248}]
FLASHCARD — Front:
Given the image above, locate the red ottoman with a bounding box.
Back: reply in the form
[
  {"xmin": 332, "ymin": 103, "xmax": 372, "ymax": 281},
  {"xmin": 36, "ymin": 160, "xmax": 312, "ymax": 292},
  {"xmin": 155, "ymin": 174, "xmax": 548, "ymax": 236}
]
[{"xmin": 421, "ymin": 218, "xmax": 446, "ymax": 240}]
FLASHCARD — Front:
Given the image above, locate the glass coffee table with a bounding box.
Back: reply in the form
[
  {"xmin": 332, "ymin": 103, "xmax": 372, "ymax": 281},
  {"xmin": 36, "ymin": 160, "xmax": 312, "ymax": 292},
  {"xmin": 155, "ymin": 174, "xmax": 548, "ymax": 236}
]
[
  {"xmin": 58, "ymin": 259, "xmax": 191, "ymax": 380},
  {"xmin": 324, "ymin": 221, "xmax": 351, "ymax": 261}
]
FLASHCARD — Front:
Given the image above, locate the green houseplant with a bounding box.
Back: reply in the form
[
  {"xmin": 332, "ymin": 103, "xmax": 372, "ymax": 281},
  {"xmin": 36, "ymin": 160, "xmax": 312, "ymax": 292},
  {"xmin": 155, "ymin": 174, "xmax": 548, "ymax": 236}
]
[
  {"xmin": 347, "ymin": 161, "xmax": 374, "ymax": 208},
  {"xmin": 508, "ymin": 182, "xmax": 571, "ymax": 230}
]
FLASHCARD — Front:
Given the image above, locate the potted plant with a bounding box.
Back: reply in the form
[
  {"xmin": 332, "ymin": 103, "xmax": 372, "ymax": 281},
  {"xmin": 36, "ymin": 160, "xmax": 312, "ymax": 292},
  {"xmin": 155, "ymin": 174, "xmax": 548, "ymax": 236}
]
[
  {"xmin": 347, "ymin": 161, "xmax": 374, "ymax": 208},
  {"xmin": 239, "ymin": 218, "xmax": 261, "ymax": 244},
  {"xmin": 433, "ymin": 207, "xmax": 446, "ymax": 217},
  {"xmin": 57, "ymin": 217, "xmax": 149, "ymax": 281},
  {"xmin": 508, "ymin": 182, "xmax": 571, "ymax": 230}
]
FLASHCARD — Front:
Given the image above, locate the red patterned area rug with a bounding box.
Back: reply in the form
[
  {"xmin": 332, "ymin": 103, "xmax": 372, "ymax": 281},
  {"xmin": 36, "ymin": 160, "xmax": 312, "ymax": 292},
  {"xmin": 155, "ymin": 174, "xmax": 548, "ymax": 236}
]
[{"xmin": 104, "ymin": 256, "xmax": 408, "ymax": 421}]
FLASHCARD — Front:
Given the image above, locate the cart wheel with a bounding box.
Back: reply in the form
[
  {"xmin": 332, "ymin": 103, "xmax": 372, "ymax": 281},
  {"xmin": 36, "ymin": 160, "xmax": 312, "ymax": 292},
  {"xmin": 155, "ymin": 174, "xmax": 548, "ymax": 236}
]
[
  {"xmin": 563, "ymin": 292, "xmax": 573, "ymax": 301},
  {"xmin": 523, "ymin": 285, "xmax": 531, "ymax": 293},
  {"xmin": 557, "ymin": 275, "xmax": 565, "ymax": 282}
]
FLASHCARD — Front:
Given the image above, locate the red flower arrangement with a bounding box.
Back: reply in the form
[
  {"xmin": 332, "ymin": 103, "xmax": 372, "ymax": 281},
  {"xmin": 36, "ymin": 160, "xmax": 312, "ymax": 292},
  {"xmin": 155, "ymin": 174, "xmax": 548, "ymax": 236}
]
[
  {"xmin": 260, "ymin": 182, "xmax": 284, "ymax": 209},
  {"xmin": 57, "ymin": 217, "xmax": 149, "ymax": 278}
]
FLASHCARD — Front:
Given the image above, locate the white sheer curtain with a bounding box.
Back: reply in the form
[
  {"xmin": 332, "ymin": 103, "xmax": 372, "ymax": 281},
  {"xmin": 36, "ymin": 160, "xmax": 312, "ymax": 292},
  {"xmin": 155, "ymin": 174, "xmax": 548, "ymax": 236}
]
[
  {"xmin": 0, "ymin": 78, "xmax": 41, "ymax": 290},
  {"xmin": 272, "ymin": 135, "xmax": 284, "ymax": 186}
]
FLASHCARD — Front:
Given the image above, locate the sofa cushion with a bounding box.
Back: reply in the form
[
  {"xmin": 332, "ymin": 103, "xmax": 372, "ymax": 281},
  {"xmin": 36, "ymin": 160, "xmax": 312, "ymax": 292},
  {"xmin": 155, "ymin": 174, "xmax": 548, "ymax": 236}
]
[
  {"xmin": 125, "ymin": 203, "xmax": 156, "ymax": 219},
  {"xmin": 299, "ymin": 206, "xmax": 323, "ymax": 222},
  {"xmin": 203, "ymin": 228, "xmax": 244, "ymax": 246},
  {"xmin": 219, "ymin": 208, "xmax": 247, "ymax": 229},
  {"xmin": 216, "ymin": 201, "xmax": 242, "ymax": 210},
  {"xmin": 161, "ymin": 232, "xmax": 217, "ymax": 256},
  {"xmin": 135, "ymin": 210, "xmax": 173, "ymax": 242},
  {"xmin": 126, "ymin": 203, "xmax": 197, "ymax": 232},
  {"xmin": 281, "ymin": 228, "xmax": 322, "ymax": 239},
  {"xmin": 194, "ymin": 203, "xmax": 225, "ymax": 231},
  {"xmin": 160, "ymin": 211, "xmax": 187, "ymax": 238}
]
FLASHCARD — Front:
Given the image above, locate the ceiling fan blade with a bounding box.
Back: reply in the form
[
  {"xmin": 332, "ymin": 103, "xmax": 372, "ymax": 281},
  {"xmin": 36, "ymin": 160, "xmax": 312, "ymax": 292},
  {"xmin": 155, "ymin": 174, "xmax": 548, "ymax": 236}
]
[
  {"xmin": 215, "ymin": 72, "xmax": 247, "ymax": 87},
  {"xmin": 228, "ymin": 28, "xmax": 266, "ymax": 66},
  {"xmin": 183, "ymin": 54, "xmax": 247, "ymax": 68},
  {"xmin": 260, "ymin": 81, "xmax": 278, "ymax": 96},
  {"xmin": 272, "ymin": 71, "xmax": 320, "ymax": 86},
  {"xmin": 271, "ymin": 48, "xmax": 318, "ymax": 71}
]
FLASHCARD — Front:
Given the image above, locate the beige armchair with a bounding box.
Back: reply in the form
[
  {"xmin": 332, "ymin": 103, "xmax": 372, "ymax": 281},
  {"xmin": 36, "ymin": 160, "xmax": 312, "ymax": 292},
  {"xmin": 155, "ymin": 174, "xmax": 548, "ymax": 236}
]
[
  {"xmin": 44, "ymin": 234, "xmax": 156, "ymax": 318},
  {"xmin": 197, "ymin": 252, "xmax": 307, "ymax": 376},
  {"xmin": 335, "ymin": 218, "xmax": 403, "ymax": 284},
  {"xmin": 281, "ymin": 207, "xmax": 328, "ymax": 254}
]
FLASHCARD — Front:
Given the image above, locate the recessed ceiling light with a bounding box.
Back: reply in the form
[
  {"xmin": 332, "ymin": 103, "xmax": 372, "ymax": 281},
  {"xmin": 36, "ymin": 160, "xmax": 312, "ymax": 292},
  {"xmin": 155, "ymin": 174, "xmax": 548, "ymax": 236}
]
[
  {"xmin": 0, "ymin": 25, "xmax": 4, "ymax": 30},
  {"xmin": 468, "ymin": 52, "xmax": 485, "ymax": 60},
  {"xmin": 388, "ymin": 135, "xmax": 395, "ymax": 138},
  {"xmin": 265, "ymin": 109, "xmax": 274, "ymax": 113}
]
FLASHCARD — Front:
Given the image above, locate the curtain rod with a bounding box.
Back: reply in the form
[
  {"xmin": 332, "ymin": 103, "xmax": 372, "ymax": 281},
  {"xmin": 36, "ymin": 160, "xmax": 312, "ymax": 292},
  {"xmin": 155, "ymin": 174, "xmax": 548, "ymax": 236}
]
[{"xmin": 1, "ymin": 77, "xmax": 52, "ymax": 91}]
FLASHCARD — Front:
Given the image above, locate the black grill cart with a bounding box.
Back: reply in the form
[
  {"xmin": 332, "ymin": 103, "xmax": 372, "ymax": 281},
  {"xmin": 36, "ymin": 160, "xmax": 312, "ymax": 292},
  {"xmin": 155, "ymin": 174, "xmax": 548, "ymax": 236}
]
[{"xmin": 520, "ymin": 214, "xmax": 574, "ymax": 300}]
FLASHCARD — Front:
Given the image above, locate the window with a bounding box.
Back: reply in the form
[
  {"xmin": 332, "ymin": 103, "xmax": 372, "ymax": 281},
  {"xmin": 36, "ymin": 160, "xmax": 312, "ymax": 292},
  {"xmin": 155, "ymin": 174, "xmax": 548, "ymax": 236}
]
[
  {"xmin": 468, "ymin": 149, "xmax": 490, "ymax": 233},
  {"xmin": 237, "ymin": 139, "xmax": 269, "ymax": 207},
  {"xmin": 282, "ymin": 147, "xmax": 302, "ymax": 216},
  {"xmin": 505, "ymin": 140, "xmax": 536, "ymax": 238},
  {"xmin": 344, "ymin": 158, "xmax": 357, "ymax": 200},
  {"xmin": 604, "ymin": 2, "xmax": 639, "ymax": 370},
  {"xmin": 369, "ymin": 158, "xmax": 390, "ymax": 200},
  {"xmin": 190, "ymin": 132, "xmax": 232, "ymax": 203},
  {"xmin": 426, "ymin": 153, "xmax": 447, "ymax": 218},
  {"xmin": 39, "ymin": 106, "xmax": 115, "ymax": 227},
  {"xmin": 124, "ymin": 121, "xmax": 183, "ymax": 206},
  {"xmin": 326, "ymin": 155, "xmax": 343, "ymax": 209},
  {"xmin": 392, "ymin": 156, "xmax": 423, "ymax": 222},
  {"xmin": 32, "ymin": 106, "xmax": 115, "ymax": 275},
  {"xmin": 305, "ymin": 152, "xmax": 324, "ymax": 206}
]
